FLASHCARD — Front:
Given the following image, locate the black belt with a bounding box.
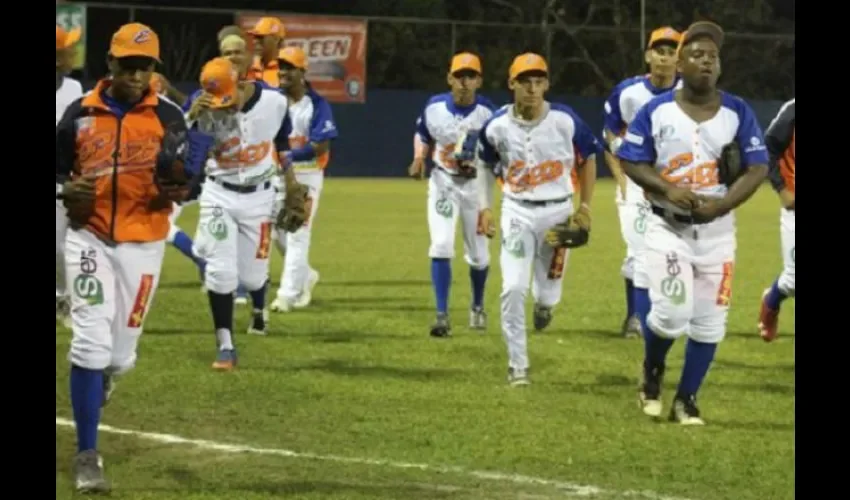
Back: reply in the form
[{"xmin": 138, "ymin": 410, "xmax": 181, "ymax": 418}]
[
  {"xmin": 510, "ymin": 196, "xmax": 570, "ymax": 207},
  {"xmin": 651, "ymin": 205, "xmax": 700, "ymax": 224},
  {"xmin": 208, "ymin": 176, "xmax": 272, "ymax": 194}
]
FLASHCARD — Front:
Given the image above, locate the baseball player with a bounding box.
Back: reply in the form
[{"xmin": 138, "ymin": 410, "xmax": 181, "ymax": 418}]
[
  {"xmin": 758, "ymin": 98, "xmax": 795, "ymax": 342},
  {"xmin": 604, "ymin": 27, "xmax": 682, "ymax": 338},
  {"xmin": 270, "ymin": 47, "xmax": 338, "ymax": 312},
  {"xmin": 248, "ymin": 16, "xmax": 284, "ymax": 87},
  {"xmin": 57, "ymin": 23, "xmax": 193, "ymax": 493},
  {"xmin": 617, "ymin": 22, "xmax": 769, "ymax": 424},
  {"xmin": 187, "ymin": 57, "xmax": 308, "ymax": 371},
  {"xmin": 409, "ymin": 52, "xmax": 495, "ymax": 337},
  {"xmin": 473, "ymin": 53, "xmax": 601, "ymax": 385},
  {"xmin": 56, "ymin": 25, "xmax": 83, "ymax": 328}
]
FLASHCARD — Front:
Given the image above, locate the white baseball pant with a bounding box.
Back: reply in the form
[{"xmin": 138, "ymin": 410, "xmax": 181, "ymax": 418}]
[
  {"xmin": 500, "ymin": 196, "xmax": 573, "ymax": 371},
  {"xmin": 193, "ymin": 180, "xmax": 276, "ymax": 294},
  {"xmin": 275, "ymin": 170, "xmax": 323, "ymax": 302},
  {"xmin": 427, "ymin": 168, "xmax": 489, "ymax": 268},
  {"xmin": 777, "ymin": 208, "xmax": 795, "ymax": 297},
  {"xmin": 56, "ymin": 197, "xmax": 69, "ymax": 298},
  {"xmin": 65, "ymin": 228, "xmax": 166, "ymax": 375},
  {"xmin": 643, "ymin": 213, "xmax": 736, "ymax": 344},
  {"xmin": 617, "ymin": 198, "xmax": 652, "ymax": 288}
]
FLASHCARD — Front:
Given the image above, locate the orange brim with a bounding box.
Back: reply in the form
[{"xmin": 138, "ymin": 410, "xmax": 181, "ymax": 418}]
[
  {"xmin": 110, "ymin": 46, "xmax": 161, "ymax": 62},
  {"xmin": 58, "ymin": 27, "xmax": 82, "ymax": 49},
  {"xmin": 278, "ymin": 55, "xmax": 306, "ymax": 70}
]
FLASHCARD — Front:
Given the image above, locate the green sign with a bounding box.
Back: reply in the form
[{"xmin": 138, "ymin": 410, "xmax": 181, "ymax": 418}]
[{"xmin": 56, "ymin": 3, "xmax": 87, "ymax": 70}]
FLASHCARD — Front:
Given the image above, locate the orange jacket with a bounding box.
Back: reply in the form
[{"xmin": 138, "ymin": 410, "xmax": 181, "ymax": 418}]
[
  {"xmin": 55, "ymin": 79, "xmax": 187, "ymax": 243},
  {"xmin": 248, "ymin": 56, "xmax": 279, "ymax": 88}
]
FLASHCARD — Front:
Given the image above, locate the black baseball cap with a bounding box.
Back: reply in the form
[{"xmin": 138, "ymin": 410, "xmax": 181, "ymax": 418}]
[{"xmin": 678, "ymin": 21, "xmax": 725, "ymax": 53}]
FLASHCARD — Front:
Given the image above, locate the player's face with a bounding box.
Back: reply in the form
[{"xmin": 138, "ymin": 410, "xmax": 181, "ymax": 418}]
[
  {"xmin": 56, "ymin": 47, "xmax": 75, "ymax": 75},
  {"xmin": 254, "ymin": 35, "xmax": 280, "ymax": 62},
  {"xmin": 510, "ymin": 72, "xmax": 549, "ymax": 107},
  {"xmin": 678, "ymin": 38, "xmax": 720, "ymax": 91},
  {"xmin": 108, "ymin": 56, "xmax": 156, "ymax": 102},
  {"xmin": 645, "ymin": 43, "xmax": 677, "ymax": 78},
  {"xmin": 220, "ymin": 39, "xmax": 248, "ymax": 78},
  {"xmin": 278, "ymin": 62, "xmax": 304, "ymax": 89},
  {"xmin": 448, "ymin": 70, "xmax": 481, "ymax": 102}
]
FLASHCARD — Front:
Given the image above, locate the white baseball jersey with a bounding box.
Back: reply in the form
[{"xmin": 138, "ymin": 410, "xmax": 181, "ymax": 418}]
[
  {"xmin": 478, "ymin": 102, "xmax": 602, "ymax": 201},
  {"xmin": 287, "ymin": 86, "xmax": 339, "ymax": 171},
  {"xmin": 187, "ymin": 82, "xmax": 291, "ymax": 186},
  {"xmin": 617, "ymin": 91, "xmax": 769, "ymax": 209},
  {"xmin": 604, "ymin": 75, "xmax": 681, "ymax": 202},
  {"xmin": 416, "ymin": 93, "xmax": 495, "ymax": 175},
  {"xmin": 56, "ymin": 77, "xmax": 83, "ymax": 126}
]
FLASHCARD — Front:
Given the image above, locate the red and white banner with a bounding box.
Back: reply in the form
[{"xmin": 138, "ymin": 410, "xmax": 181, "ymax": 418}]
[{"xmin": 237, "ymin": 13, "xmax": 368, "ymax": 103}]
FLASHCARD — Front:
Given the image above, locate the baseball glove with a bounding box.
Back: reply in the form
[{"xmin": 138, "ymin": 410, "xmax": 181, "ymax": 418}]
[
  {"xmin": 717, "ymin": 141, "xmax": 742, "ymax": 186},
  {"xmin": 276, "ymin": 182, "xmax": 310, "ymax": 232},
  {"xmin": 544, "ymin": 208, "xmax": 591, "ymax": 248},
  {"xmin": 62, "ymin": 175, "xmax": 97, "ymax": 229},
  {"xmin": 453, "ymin": 128, "xmax": 479, "ymax": 179}
]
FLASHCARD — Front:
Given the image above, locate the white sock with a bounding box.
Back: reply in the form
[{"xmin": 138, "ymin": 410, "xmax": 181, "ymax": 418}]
[{"xmin": 216, "ymin": 328, "xmax": 233, "ymax": 351}]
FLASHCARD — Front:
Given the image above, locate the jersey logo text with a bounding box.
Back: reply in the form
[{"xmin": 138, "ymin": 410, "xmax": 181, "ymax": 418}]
[{"xmin": 505, "ymin": 160, "xmax": 565, "ymax": 192}]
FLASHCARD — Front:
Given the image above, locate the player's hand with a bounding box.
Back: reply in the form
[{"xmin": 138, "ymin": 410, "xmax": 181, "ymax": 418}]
[
  {"xmin": 477, "ymin": 208, "xmax": 496, "ymax": 238},
  {"xmin": 779, "ymin": 189, "xmax": 795, "ymax": 211},
  {"xmin": 408, "ymin": 158, "xmax": 425, "ymax": 180},
  {"xmin": 663, "ymin": 185, "xmax": 700, "ymax": 211},
  {"xmin": 63, "ymin": 174, "xmax": 96, "ymax": 204},
  {"xmin": 188, "ymin": 92, "xmax": 214, "ymax": 120},
  {"xmin": 691, "ymin": 198, "xmax": 728, "ymax": 224}
]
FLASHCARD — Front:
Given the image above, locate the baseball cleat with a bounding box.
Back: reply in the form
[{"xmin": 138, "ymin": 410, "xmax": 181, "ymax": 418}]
[
  {"xmin": 507, "ymin": 367, "xmax": 530, "ymax": 386},
  {"xmin": 247, "ymin": 309, "xmax": 269, "ymax": 336},
  {"xmin": 533, "ymin": 304, "xmax": 553, "ymax": 332},
  {"xmin": 668, "ymin": 395, "xmax": 705, "ymax": 425},
  {"xmin": 212, "ymin": 349, "xmax": 238, "ymax": 371},
  {"xmin": 429, "ymin": 313, "xmax": 451, "ymax": 338},
  {"xmin": 621, "ymin": 314, "xmax": 642, "ymax": 338},
  {"xmin": 56, "ymin": 296, "xmax": 72, "ymax": 329},
  {"xmin": 639, "ymin": 363, "xmax": 665, "ymax": 418},
  {"xmin": 270, "ymin": 297, "xmax": 293, "ymax": 313},
  {"xmin": 758, "ymin": 288, "xmax": 780, "ymax": 342},
  {"xmin": 234, "ymin": 295, "xmax": 248, "ymax": 306},
  {"xmin": 468, "ymin": 306, "xmax": 487, "ymax": 330},
  {"xmin": 292, "ymin": 269, "xmax": 320, "ymax": 309},
  {"xmin": 73, "ymin": 450, "xmax": 110, "ymax": 494}
]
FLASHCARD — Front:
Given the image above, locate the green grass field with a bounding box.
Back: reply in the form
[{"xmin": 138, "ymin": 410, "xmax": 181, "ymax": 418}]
[{"xmin": 55, "ymin": 179, "xmax": 794, "ymax": 500}]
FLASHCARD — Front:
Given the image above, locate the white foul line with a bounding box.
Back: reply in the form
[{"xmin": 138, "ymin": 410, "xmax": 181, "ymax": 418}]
[{"xmin": 56, "ymin": 417, "xmax": 694, "ymax": 500}]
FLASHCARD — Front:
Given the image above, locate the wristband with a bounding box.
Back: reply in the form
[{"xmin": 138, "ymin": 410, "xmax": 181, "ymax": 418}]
[{"xmin": 289, "ymin": 143, "xmax": 316, "ymax": 162}]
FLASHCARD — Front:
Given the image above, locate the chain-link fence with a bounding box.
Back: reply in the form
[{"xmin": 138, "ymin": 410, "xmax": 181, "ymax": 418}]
[{"xmin": 78, "ymin": 3, "xmax": 794, "ymax": 99}]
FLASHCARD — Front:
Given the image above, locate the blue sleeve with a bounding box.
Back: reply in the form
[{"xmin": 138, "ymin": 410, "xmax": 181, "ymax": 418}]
[
  {"xmin": 415, "ymin": 101, "xmax": 433, "ymax": 143},
  {"xmin": 275, "ymin": 112, "xmax": 293, "ymax": 152},
  {"xmin": 477, "ymin": 119, "xmax": 500, "ymax": 164},
  {"xmin": 603, "ymin": 83, "xmax": 626, "ymax": 136},
  {"xmin": 733, "ymin": 99, "xmax": 770, "ymax": 168},
  {"xmin": 477, "ymin": 95, "xmax": 497, "ymax": 112},
  {"xmin": 569, "ymin": 113, "xmax": 603, "ymax": 161},
  {"xmin": 182, "ymin": 89, "xmax": 203, "ymax": 113},
  {"xmin": 308, "ymin": 97, "xmax": 339, "ymax": 143},
  {"xmin": 616, "ymin": 105, "xmax": 656, "ymax": 164}
]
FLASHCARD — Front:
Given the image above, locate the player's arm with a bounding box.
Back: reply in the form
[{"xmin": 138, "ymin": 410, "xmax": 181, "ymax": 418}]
[
  {"xmin": 571, "ymin": 115, "xmax": 603, "ymax": 212},
  {"xmin": 274, "ymin": 111, "xmax": 299, "ymax": 187},
  {"xmin": 602, "ymin": 87, "xmax": 629, "ymax": 194},
  {"xmin": 713, "ymin": 102, "xmax": 770, "ymax": 215},
  {"xmin": 297, "ymin": 96, "xmax": 338, "ymax": 160},
  {"xmin": 475, "ymin": 125, "xmax": 499, "ymax": 214},
  {"xmin": 55, "ymin": 99, "xmax": 82, "ymax": 188},
  {"xmin": 764, "ymin": 99, "xmax": 795, "ymax": 207},
  {"xmin": 616, "ymin": 106, "xmax": 668, "ymax": 196},
  {"xmin": 409, "ymin": 106, "xmax": 434, "ymax": 178}
]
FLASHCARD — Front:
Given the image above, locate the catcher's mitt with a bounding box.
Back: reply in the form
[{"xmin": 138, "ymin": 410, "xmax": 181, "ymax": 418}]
[
  {"xmin": 544, "ymin": 209, "xmax": 591, "ymax": 248},
  {"xmin": 717, "ymin": 141, "xmax": 742, "ymax": 186},
  {"xmin": 62, "ymin": 175, "xmax": 97, "ymax": 229},
  {"xmin": 276, "ymin": 182, "xmax": 310, "ymax": 232}
]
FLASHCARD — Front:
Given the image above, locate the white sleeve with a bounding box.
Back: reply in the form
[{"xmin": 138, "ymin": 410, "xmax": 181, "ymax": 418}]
[{"xmin": 476, "ymin": 159, "xmax": 496, "ymax": 210}]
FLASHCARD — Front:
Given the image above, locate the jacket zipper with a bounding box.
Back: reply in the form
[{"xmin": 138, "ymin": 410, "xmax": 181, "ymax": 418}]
[{"xmin": 110, "ymin": 115, "xmax": 123, "ymax": 241}]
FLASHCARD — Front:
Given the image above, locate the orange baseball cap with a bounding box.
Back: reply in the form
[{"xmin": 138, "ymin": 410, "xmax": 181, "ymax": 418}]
[
  {"xmin": 56, "ymin": 25, "xmax": 81, "ymax": 50},
  {"xmin": 647, "ymin": 27, "xmax": 682, "ymax": 48},
  {"xmin": 110, "ymin": 23, "xmax": 160, "ymax": 61},
  {"xmin": 250, "ymin": 17, "xmax": 285, "ymax": 37},
  {"xmin": 278, "ymin": 46, "xmax": 308, "ymax": 70},
  {"xmin": 450, "ymin": 52, "xmax": 482, "ymax": 74},
  {"xmin": 509, "ymin": 53, "xmax": 548, "ymax": 80},
  {"xmin": 200, "ymin": 57, "xmax": 239, "ymax": 108}
]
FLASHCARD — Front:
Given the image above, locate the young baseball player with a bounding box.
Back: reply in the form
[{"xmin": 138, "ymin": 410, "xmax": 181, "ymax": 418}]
[
  {"xmin": 187, "ymin": 57, "xmax": 308, "ymax": 371},
  {"xmin": 474, "ymin": 53, "xmax": 601, "ymax": 384},
  {"xmin": 408, "ymin": 52, "xmax": 495, "ymax": 337},
  {"xmin": 617, "ymin": 22, "xmax": 769, "ymax": 424},
  {"xmin": 270, "ymin": 47, "xmax": 339, "ymax": 313},
  {"xmin": 56, "ymin": 24, "xmax": 83, "ymax": 328},
  {"xmin": 57, "ymin": 23, "xmax": 193, "ymax": 493},
  {"xmin": 248, "ymin": 16, "xmax": 284, "ymax": 87},
  {"xmin": 604, "ymin": 27, "xmax": 682, "ymax": 338},
  {"xmin": 758, "ymin": 98, "xmax": 795, "ymax": 342}
]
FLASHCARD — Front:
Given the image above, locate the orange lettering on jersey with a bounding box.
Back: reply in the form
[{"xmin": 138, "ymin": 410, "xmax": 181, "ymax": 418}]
[
  {"xmin": 438, "ymin": 144, "xmax": 458, "ymax": 169},
  {"xmin": 505, "ymin": 160, "xmax": 565, "ymax": 193},
  {"xmin": 715, "ymin": 262, "xmax": 734, "ymax": 306},
  {"xmin": 548, "ymin": 247, "xmax": 568, "ymax": 279},
  {"xmin": 215, "ymin": 138, "xmax": 272, "ymax": 168},
  {"xmin": 660, "ymin": 152, "xmax": 719, "ymax": 190},
  {"xmin": 127, "ymin": 274, "xmax": 155, "ymax": 328},
  {"xmin": 255, "ymin": 222, "xmax": 272, "ymax": 259},
  {"xmin": 77, "ymin": 129, "xmax": 160, "ymax": 173}
]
